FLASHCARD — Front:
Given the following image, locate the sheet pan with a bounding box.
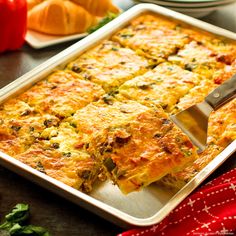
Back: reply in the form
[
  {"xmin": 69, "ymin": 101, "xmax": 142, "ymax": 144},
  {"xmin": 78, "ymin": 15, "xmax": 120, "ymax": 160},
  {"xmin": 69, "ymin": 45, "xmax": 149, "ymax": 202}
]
[{"xmin": 0, "ymin": 3, "xmax": 236, "ymax": 228}]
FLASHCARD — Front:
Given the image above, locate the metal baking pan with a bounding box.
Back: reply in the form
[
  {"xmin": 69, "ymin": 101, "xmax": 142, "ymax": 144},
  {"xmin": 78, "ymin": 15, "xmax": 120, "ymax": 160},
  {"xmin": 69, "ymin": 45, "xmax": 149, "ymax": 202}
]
[{"xmin": 0, "ymin": 4, "xmax": 236, "ymax": 228}]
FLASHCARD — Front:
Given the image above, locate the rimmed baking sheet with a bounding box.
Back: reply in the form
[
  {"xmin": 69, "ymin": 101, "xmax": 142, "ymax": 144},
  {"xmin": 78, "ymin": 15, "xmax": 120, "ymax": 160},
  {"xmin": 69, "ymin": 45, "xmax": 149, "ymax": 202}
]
[{"xmin": 0, "ymin": 3, "xmax": 236, "ymax": 228}]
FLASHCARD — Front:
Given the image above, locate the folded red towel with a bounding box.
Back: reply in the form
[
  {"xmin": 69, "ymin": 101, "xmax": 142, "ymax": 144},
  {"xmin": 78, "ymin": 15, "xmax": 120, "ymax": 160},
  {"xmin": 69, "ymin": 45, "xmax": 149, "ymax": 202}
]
[{"xmin": 119, "ymin": 168, "xmax": 236, "ymax": 236}]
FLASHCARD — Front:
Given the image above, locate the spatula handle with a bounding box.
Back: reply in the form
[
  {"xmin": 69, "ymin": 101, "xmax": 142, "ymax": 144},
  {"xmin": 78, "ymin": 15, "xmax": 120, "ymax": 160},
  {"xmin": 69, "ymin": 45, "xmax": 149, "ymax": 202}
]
[{"xmin": 205, "ymin": 73, "xmax": 236, "ymax": 110}]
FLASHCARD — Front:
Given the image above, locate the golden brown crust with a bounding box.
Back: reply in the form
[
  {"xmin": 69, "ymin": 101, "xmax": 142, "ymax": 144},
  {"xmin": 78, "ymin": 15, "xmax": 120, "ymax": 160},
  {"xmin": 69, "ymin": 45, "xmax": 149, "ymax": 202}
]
[
  {"xmin": 71, "ymin": 0, "xmax": 119, "ymax": 17},
  {"xmin": 15, "ymin": 122, "xmax": 102, "ymax": 192},
  {"xmin": 27, "ymin": 0, "xmax": 43, "ymax": 11},
  {"xmin": 112, "ymin": 14, "xmax": 190, "ymax": 63},
  {"xmin": 0, "ymin": 13, "xmax": 236, "ymax": 194},
  {"xmin": 18, "ymin": 70, "xmax": 105, "ymax": 117},
  {"xmin": 72, "ymin": 100, "xmax": 198, "ymax": 194},
  {"xmin": 67, "ymin": 40, "xmax": 149, "ymax": 92},
  {"xmin": 171, "ymin": 80, "xmax": 217, "ymax": 114},
  {"xmin": 179, "ymin": 26, "xmax": 236, "ymax": 64},
  {"xmin": 159, "ymin": 144, "xmax": 223, "ymax": 190},
  {"xmin": 168, "ymin": 41, "xmax": 225, "ymax": 79},
  {"xmin": 117, "ymin": 62, "xmax": 200, "ymax": 112}
]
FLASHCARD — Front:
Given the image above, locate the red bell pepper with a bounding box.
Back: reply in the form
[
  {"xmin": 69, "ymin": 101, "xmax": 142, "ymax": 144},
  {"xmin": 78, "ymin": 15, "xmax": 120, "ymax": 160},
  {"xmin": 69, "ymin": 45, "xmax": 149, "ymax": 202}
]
[{"xmin": 0, "ymin": 0, "xmax": 27, "ymax": 53}]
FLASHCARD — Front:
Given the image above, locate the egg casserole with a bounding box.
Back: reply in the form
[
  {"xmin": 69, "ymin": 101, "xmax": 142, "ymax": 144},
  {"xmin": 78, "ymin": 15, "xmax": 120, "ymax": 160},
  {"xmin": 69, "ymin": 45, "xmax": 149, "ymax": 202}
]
[
  {"xmin": 67, "ymin": 40, "xmax": 150, "ymax": 92},
  {"xmin": 67, "ymin": 100, "xmax": 197, "ymax": 194},
  {"xmin": 0, "ymin": 13, "xmax": 236, "ymax": 194},
  {"xmin": 117, "ymin": 62, "xmax": 200, "ymax": 112},
  {"xmin": 112, "ymin": 14, "xmax": 190, "ymax": 63}
]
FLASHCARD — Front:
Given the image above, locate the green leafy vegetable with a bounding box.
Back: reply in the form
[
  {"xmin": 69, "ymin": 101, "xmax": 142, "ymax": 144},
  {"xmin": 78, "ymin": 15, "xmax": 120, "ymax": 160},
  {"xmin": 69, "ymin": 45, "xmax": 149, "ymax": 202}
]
[
  {"xmin": 0, "ymin": 204, "xmax": 50, "ymax": 236},
  {"xmin": 5, "ymin": 204, "xmax": 29, "ymax": 224},
  {"xmin": 88, "ymin": 12, "xmax": 119, "ymax": 33}
]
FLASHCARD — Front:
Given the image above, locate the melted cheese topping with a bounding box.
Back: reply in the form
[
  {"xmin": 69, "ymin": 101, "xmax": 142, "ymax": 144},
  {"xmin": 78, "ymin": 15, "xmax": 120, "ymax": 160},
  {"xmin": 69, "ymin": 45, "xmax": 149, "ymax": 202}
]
[
  {"xmin": 0, "ymin": 99, "xmax": 60, "ymax": 155},
  {"xmin": 168, "ymin": 41, "xmax": 225, "ymax": 79},
  {"xmin": 15, "ymin": 122, "xmax": 102, "ymax": 192},
  {"xmin": 208, "ymin": 99, "xmax": 236, "ymax": 147},
  {"xmin": 180, "ymin": 26, "xmax": 236, "ymax": 64},
  {"xmin": 213, "ymin": 60, "xmax": 236, "ymax": 84},
  {"xmin": 118, "ymin": 62, "xmax": 200, "ymax": 111},
  {"xmin": 19, "ymin": 70, "xmax": 105, "ymax": 117},
  {"xmin": 127, "ymin": 14, "xmax": 179, "ymax": 30},
  {"xmin": 67, "ymin": 40, "xmax": 149, "ymax": 92},
  {"xmin": 113, "ymin": 15, "xmax": 190, "ymax": 63},
  {"xmin": 172, "ymin": 80, "xmax": 217, "ymax": 114},
  {"xmin": 67, "ymin": 100, "xmax": 151, "ymax": 136}
]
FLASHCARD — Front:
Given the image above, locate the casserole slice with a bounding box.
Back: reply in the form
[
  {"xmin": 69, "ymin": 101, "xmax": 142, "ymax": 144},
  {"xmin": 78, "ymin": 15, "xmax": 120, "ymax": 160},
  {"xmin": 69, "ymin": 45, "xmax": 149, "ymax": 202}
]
[
  {"xmin": 172, "ymin": 79, "xmax": 217, "ymax": 114},
  {"xmin": 0, "ymin": 99, "xmax": 60, "ymax": 156},
  {"xmin": 159, "ymin": 144, "xmax": 223, "ymax": 190},
  {"xmin": 67, "ymin": 40, "xmax": 150, "ymax": 92},
  {"xmin": 168, "ymin": 41, "xmax": 225, "ymax": 79},
  {"xmin": 180, "ymin": 26, "xmax": 236, "ymax": 64},
  {"xmin": 18, "ymin": 70, "xmax": 105, "ymax": 118},
  {"xmin": 159, "ymin": 98, "xmax": 236, "ymax": 190},
  {"xmin": 117, "ymin": 62, "xmax": 200, "ymax": 112},
  {"xmin": 112, "ymin": 14, "xmax": 190, "ymax": 63},
  {"xmin": 69, "ymin": 100, "xmax": 198, "ymax": 194},
  {"xmin": 15, "ymin": 122, "xmax": 104, "ymax": 192}
]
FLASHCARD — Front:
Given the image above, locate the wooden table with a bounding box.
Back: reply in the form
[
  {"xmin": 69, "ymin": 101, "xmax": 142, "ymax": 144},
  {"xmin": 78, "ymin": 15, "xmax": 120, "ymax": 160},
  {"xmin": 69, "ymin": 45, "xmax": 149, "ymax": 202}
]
[{"xmin": 0, "ymin": 1, "xmax": 235, "ymax": 235}]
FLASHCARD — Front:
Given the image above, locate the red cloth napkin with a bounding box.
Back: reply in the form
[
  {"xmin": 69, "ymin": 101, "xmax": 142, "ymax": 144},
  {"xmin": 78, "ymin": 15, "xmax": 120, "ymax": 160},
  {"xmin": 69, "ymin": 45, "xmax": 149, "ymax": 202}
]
[{"xmin": 119, "ymin": 168, "xmax": 236, "ymax": 236}]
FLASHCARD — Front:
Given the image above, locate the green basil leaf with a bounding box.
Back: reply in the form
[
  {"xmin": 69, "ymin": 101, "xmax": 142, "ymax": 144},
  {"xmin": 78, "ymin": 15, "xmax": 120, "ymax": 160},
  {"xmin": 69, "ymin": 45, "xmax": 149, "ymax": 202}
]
[
  {"xmin": 0, "ymin": 204, "xmax": 50, "ymax": 236},
  {"xmin": 9, "ymin": 223, "xmax": 22, "ymax": 234},
  {"xmin": 0, "ymin": 221, "xmax": 13, "ymax": 230},
  {"xmin": 5, "ymin": 204, "xmax": 29, "ymax": 224},
  {"xmin": 14, "ymin": 225, "xmax": 50, "ymax": 236}
]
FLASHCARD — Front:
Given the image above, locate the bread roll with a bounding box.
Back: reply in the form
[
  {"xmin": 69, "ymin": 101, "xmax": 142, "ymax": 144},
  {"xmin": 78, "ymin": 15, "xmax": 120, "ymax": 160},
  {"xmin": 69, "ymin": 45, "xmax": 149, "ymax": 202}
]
[
  {"xmin": 71, "ymin": 0, "xmax": 119, "ymax": 17},
  {"xmin": 28, "ymin": 0, "xmax": 96, "ymax": 35},
  {"xmin": 27, "ymin": 0, "xmax": 43, "ymax": 11}
]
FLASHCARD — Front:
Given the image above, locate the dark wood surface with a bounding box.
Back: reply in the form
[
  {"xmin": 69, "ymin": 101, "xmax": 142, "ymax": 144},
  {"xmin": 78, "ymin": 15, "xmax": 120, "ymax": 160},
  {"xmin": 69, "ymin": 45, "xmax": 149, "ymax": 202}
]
[{"xmin": 0, "ymin": 1, "xmax": 236, "ymax": 235}]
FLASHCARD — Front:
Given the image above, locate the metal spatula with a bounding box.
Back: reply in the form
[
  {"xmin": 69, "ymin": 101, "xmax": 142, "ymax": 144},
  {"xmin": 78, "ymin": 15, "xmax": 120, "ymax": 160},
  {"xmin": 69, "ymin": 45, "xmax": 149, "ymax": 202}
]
[{"xmin": 171, "ymin": 74, "xmax": 236, "ymax": 153}]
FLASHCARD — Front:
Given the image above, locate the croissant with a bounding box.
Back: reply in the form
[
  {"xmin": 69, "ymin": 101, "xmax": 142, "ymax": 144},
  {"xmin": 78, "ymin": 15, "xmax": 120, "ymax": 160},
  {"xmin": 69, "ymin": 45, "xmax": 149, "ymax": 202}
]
[
  {"xmin": 28, "ymin": 0, "xmax": 96, "ymax": 35},
  {"xmin": 27, "ymin": 0, "xmax": 43, "ymax": 11},
  {"xmin": 71, "ymin": 0, "xmax": 119, "ymax": 17}
]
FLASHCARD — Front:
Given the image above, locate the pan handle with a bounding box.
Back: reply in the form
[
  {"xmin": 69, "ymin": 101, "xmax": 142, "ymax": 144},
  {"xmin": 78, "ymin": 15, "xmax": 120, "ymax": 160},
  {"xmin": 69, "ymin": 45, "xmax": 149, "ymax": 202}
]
[{"xmin": 205, "ymin": 73, "xmax": 236, "ymax": 110}]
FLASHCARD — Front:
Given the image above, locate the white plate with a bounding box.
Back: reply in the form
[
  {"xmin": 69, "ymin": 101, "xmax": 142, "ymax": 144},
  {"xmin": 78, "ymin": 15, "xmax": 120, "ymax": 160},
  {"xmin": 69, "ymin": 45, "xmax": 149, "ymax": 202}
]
[
  {"xmin": 25, "ymin": 30, "xmax": 88, "ymax": 49},
  {"xmin": 169, "ymin": 3, "xmax": 233, "ymax": 17},
  {"xmin": 26, "ymin": 0, "xmax": 122, "ymax": 49},
  {"xmin": 136, "ymin": 0, "xmax": 236, "ymax": 17},
  {"xmin": 137, "ymin": 0, "xmax": 236, "ymax": 7},
  {"xmin": 159, "ymin": 0, "xmax": 230, "ymax": 2}
]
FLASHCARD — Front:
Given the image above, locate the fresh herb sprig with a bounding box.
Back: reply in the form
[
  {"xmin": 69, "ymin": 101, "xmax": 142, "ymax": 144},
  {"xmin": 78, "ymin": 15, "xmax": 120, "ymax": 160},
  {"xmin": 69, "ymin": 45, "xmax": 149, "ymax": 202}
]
[
  {"xmin": 88, "ymin": 12, "xmax": 119, "ymax": 34},
  {"xmin": 0, "ymin": 204, "xmax": 50, "ymax": 236}
]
